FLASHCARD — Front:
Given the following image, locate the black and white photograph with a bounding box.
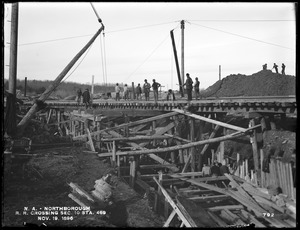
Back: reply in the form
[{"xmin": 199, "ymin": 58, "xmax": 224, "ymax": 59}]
[{"xmin": 3, "ymin": 2, "xmax": 296, "ymax": 228}]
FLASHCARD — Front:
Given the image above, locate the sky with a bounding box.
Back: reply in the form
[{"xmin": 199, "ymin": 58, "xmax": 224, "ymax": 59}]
[{"xmin": 3, "ymin": 2, "xmax": 296, "ymax": 91}]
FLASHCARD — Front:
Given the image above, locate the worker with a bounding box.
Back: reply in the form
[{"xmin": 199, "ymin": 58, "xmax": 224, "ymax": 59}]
[
  {"xmin": 143, "ymin": 79, "xmax": 151, "ymax": 101},
  {"xmin": 272, "ymin": 63, "xmax": 278, "ymax": 73},
  {"xmin": 194, "ymin": 77, "xmax": 200, "ymax": 100},
  {"xmin": 152, "ymin": 79, "xmax": 161, "ymax": 104},
  {"xmin": 135, "ymin": 83, "xmax": 142, "ymax": 100},
  {"xmin": 219, "ymin": 161, "xmax": 230, "ymax": 176},
  {"xmin": 183, "ymin": 73, "xmax": 193, "ymax": 101},
  {"xmin": 115, "ymin": 83, "xmax": 121, "ymax": 101},
  {"xmin": 82, "ymin": 88, "xmax": 91, "ymax": 109},
  {"xmin": 210, "ymin": 161, "xmax": 221, "ymax": 177},
  {"xmin": 123, "ymin": 84, "xmax": 129, "ymax": 100},
  {"xmin": 262, "ymin": 63, "xmax": 267, "ymax": 70},
  {"xmin": 76, "ymin": 88, "xmax": 82, "ymax": 105},
  {"xmin": 166, "ymin": 89, "xmax": 176, "ymax": 101},
  {"xmin": 281, "ymin": 63, "xmax": 286, "ymax": 75}
]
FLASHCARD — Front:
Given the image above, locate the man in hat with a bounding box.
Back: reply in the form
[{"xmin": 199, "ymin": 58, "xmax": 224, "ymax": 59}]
[
  {"xmin": 183, "ymin": 73, "xmax": 193, "ymax": 101},
  {"xmin": 82, "ymin": 88, "xmax": 91, "ymax": 109},
  {"xmin": 143, "ymin": 79, "xmax": 151, "ymax": 101},
  {"xmin": 152, "ymin": 79, "xmax": 161, "ymax": 104}
]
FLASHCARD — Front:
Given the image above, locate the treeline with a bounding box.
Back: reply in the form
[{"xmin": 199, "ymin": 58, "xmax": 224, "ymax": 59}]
[{"xmin": 4, "ymin": 79, "xmax": 115, "ymax": 99}]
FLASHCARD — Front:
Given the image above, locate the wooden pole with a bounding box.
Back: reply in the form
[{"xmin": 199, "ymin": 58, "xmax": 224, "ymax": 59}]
[
  {"xmin": 219, "ymin": 65, "xmax": 221, "ymax": 81},
  {"xmin": 130, "ymin": 159, "xmax": 136, "ymax": 188},
  {"xmin": 112, "ymin": 141, "xmax": 116, "ymax": 167},
  {"xmin": 180, "ymin": 20, "xmax": 185, "ymax": 86},
  {"xmin": 190, "ymin": 118, "xmax": 195, "ymax": 172},
  {"xmin": 17, "ymin": 26, "xmax": 104, "ymax": 132},
  {"xmin": 99, "ymin": 130, "xmax": 247, "ymax": 157},
  {"xmin": 170, "ymin": 29, "xmax": 183, "ymax": 97},
  {"xmin": 24, "ymin": 77, "xmax": 27, "ymax": 97},
  {"xmin": 249, "ymin": 119, "xmax": 259, "ymax": 180}
]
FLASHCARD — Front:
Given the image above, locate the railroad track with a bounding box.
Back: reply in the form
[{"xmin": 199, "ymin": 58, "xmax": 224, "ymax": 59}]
[{"xmin": 20, "ymin": 95, "xmax": 297, "ymax": 117}]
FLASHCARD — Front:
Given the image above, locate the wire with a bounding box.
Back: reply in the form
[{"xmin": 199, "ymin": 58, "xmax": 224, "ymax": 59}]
[
  {"xmin": 188, "ymin": 19, "xmax": 295, "ymax": 22},
  {"xmin": 105, "ymin": 21, "xmax": 178, "ymax": 34},
  {"xmin": 190, "ymin": 22, "xmax": 294, "ymax": 51},
  {"xmin": 52, "ymin": 41, "xmax": 95, "ymax": 92},
  {"xmin": 123, "ymin": 32, "xmax": 170, "ymax": 83},
  {"xmin": 18, "ymin": 34, "xmax": 94, "ymax": 46}
]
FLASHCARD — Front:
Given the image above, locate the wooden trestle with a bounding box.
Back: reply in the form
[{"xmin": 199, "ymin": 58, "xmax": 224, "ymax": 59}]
[{"xmin": 33, "ymin": 105, "xmax": 295, "ymax": 227}]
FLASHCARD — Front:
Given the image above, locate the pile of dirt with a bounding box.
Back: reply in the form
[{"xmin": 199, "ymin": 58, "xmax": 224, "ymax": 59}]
[{"xmin": 202, "ymin": 70, "xmax": 296, "ymax": 97}]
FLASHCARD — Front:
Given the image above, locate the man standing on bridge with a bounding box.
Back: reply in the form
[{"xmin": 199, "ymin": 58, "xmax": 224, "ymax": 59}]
[
  {"xmin": 152, "ymin": 79, "xmax": 161, "ymax": 104},
  {"xmin": 82, "ymin": 88, "xmax": 91, "ymax": 109},
  {"xmin": 143, "ymin": 79, "xmax": 151, "ymax": 101},
  {"xmin": 115, "ymin": 83, "xmax": 121, "ymax": 101},
  {"xmin": 184, "ymin": 73, "xmax": 193, "ymax": 101},
  {"xmin": 194, "ymin": 77, "xmax": 200, "ymax": 100}
]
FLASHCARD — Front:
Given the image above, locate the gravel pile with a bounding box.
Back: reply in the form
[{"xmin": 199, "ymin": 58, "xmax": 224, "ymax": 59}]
[{"xmin": 202, "ymin": 70, "xmax": 296, "ymax": 97}]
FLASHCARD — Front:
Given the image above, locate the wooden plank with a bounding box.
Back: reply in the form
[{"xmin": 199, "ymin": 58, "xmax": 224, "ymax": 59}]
[
  {"xmin": 288, "ymin": 163, "xmax": 295, "ymax": 200},
  {"xmin": 173, "ymin": 108, "xmax": 247, "ymax": 132},
  {"xmin": 73, "ymin": 111, "xmax": 178, "ymax": 140},
  {"xmin": 86, "ymin": 128, "xmax": 95, "ymax": 152},
  {"xmin": 239, "ymin": 209, "xmax": 266, "ymax": 227},
  {"xmin": 220, "ymin": 209, "xmax": 246, "ymax": 226},
  {"xmin": 98, "ymin": 130, "xmax": 247, "ymax": 157},
  {"xmin": 207, "ymin": 211, "xmax": 227, "ymax": 226},
  {"xmin": 176, "ymin": 196, "xmax": 218, "ymax": 227},
  {"xmin": 252, "ymin": 195, "xmax": 285, "ymax": 213},
  {"xmin": 163, "ymin": 210, "xmax": 176, "ymax": 227},
  {"xmin": 153, "ymin": 177, "xmax": 196, "ymax": 227},
  {"xmin": 249, "ymin": 119, "xmax": 259, "ymax": 177},
  {"xmin": 208, "ymin": 205, "xmax": 243, "ymax": 211},
  {"xmin": 188, "ymin": 195, "xmax": 229, "ymax": 201}
]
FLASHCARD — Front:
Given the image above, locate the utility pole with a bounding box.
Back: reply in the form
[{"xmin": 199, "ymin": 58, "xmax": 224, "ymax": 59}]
[
  {"xmin": 6, "ymin": 2, "xmax": 19, "ymax": 136},
  {"xmin": 181, "ymin": 20, "xmax": 185, "ymax": 88},
  {"xmin": 170, "ymin": 30, "xmax": 184, "ymax": 97},
  {"xmin": 219, "ymin": 65, "xmax": 221, "ymax": 81}
]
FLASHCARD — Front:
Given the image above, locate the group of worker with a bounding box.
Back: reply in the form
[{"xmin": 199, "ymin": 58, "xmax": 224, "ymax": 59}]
[
  {"xmin": 76, "ymin": 88, "xmax": 91, "ymax": 109},
  {"xmin": 201, "ymin": 160, "xmax": 231, "ymax": 177},
  {"xmin": 263, "ymin": 63, "xmax": 286, "ymax": 75},
  {"xmin": 115, "ymin": 79, "xmax": 162, "ymax": 103}
]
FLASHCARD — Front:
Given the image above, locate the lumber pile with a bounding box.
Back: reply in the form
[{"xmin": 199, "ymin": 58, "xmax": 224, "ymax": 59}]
[{"xmin": 68, "ymin": 174, "xmax": 114, "ymax": 209}]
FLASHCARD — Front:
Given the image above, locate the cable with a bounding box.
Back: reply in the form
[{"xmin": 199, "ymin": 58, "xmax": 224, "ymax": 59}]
[
  {"xmin": 188, "ymin": 19, "xmax": 295, "ymax": 22},
  {"xmin": 123, "ymin": 32, "xmax": 170, "ymax": 83},
  {"xmin": 105, "ymin": 21, "xmax": 178, "ymax": 34},
  {"xmin": 190, "ymin": 22, "xmax": 294, "ymax": 50},
  {"xmin": 18, "ymin": 34, "xmax": 94, "ymax": 46}
]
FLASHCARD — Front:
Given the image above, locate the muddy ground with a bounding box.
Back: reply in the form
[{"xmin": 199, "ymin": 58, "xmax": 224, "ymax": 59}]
[{"xmin": 2, "ymin": 146, "xmax": 164, "ymax": 227}]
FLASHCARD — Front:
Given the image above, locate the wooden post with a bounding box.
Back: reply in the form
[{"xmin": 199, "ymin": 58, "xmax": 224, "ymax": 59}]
[
  {"xmin": 130, "ymin": 159, "xmax": 136, "ymax": 188},
  {"xmin": 17, "ymin": 26, "xmax": 104, "ymax": 132},
  {"xmin": 112, "ymin": 141, "xmax": 116, "ymax": 167},
  {"xmin": 168, "ymin": 130, "xmax": 175, "ymax": 164},
  {"xmin": 219, "ymin": 65, "xmax": 221, "ymax": 81},
  {"xmin": 249, "ymin": 119, "xmax": 259, "ymax": 181},
  {"xmin": 260, "ymin": 117, "xmax": 267, "ymax": 145},
  {"xmin": 24, "ymin": 77, "xmax": 27, "ymax": 97},
  {"xmin": 219, "ymin": 128, "xmax": 225, "ymax": 163},
  {"xmin": 260, "ymin": 149, "xmax": 264, "ymax": 188},
  {"xmin": 152, "ymin": 120, "xmax": 156, "ymax": 146},
  {"xmin": 190, "ymin": 118, "xmax": 195, "ymax": 172},
  {"xmin": 47, "ymin": 109, "xmax": 52, "ymax": 124},
  {"xmin": 180, "ymin": 20, "xmax": 185, "ymax": 86}
]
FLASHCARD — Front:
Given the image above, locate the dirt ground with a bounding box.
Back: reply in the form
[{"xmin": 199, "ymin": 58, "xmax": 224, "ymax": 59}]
[
  {"xmin": 2, "ymin": 146, "xmax": 164, "ymax": 227},
  {"xmin": 202, "ymin": 70, "xmax": 295, "ymax": 97}
]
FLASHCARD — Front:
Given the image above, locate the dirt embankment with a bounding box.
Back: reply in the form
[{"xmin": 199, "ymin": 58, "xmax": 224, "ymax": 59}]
[{"xmin": 202, "ymin": 70, "xmax": 296, "ymax": 97}]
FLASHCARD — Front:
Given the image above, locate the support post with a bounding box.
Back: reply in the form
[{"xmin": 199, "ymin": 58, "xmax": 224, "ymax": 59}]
[
  {"xmin": 112, "ymin": 140, "xmax": 116, "ymax": 167},
  {"xmin": 219, "ymin": 65, "xmax": 221, "ymax": 81},
  {"xmin": 24, "ymin": 77, "xmax": 27, "ymax": 97},
  {"xmin": 180, "ymin": 20, "xmax": 185, "ymax": 86},
  {"xmin": 170, "ymin": 29, "xmax": 183, "ymax": 97},
  {"xmin": 190, "ymin": 118, "xmax": 195, "ymax": 172},
  {"xmin": 249, "ymin": 119, "xmax": 259, "ymax": 181},
  {"xmin": 91, "ymin": 75, "xmax": 94, "ymax": 104},
  {"xmin": 130, "ymin": 158, "xmax": 136, "ymax": 188}
]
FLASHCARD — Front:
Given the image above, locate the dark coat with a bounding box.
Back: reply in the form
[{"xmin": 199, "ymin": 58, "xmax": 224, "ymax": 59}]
[{"xmin": 82, "ymin": 90, "xmax": 90, "ymax": 103}]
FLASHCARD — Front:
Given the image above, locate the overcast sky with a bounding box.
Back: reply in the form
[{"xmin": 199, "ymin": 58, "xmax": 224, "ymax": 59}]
[{"xmin": 4, "ymin": 2, "xmax": 296, "ymax": 90}]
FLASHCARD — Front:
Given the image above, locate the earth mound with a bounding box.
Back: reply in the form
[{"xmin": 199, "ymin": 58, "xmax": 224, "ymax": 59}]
[{"xmin": 202, "ymin": 70, "xmax": 296, "ymax": 98}]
